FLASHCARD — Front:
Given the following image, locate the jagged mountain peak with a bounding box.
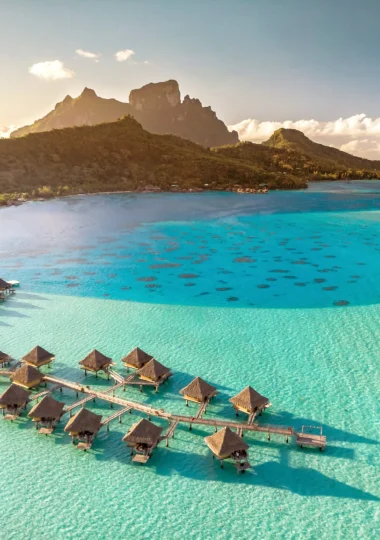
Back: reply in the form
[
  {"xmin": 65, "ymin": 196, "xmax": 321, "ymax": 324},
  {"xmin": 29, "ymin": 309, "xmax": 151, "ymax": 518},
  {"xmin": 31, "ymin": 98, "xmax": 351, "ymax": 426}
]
[
  {"xmin": 10, "ymin": 79, "xmax": 238, "ymax": 147},
  {"xmin": 80, "ymin": 87, "xmax": 98, "ymax": 99}
]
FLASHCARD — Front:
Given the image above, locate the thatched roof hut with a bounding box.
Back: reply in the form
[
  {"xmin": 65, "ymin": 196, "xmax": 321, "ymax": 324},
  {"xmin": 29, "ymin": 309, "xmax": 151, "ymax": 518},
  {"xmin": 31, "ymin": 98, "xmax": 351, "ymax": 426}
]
[
  {"xmin": 204, "ymin": 427, "xmax": 249, "ymax": 460},
  {"xmin": 229, "ymin": 386, "xmax": 269, "ymax": 414},
  {"xmin": 0, "ymin": 351, "xmax": 11, "ymax": 366},
  {"xmin": 64, "ymin": 408, "xmax": 102, "ymax": 436},
  {"xmin": 137, "ymin": 359, "xmax": 171, "ymax": 383},
  {"xmin": 180, "ymin": 377, "xmax": 217, "ymax": 404},
  {"xmin": 121, "ymin": 347, "xmax": 153, "ymax": 369},
  {"xmin": 0, "ymin": 384, "xmax": 30, "ymax": 411},
  {"xmin": 28, "ymin": 396, "xmax": 65, "ymax": 422},
  {"xmin": 11, "ymin": 364, "xmax": 43, "ymax": 389},
  {"xmin": 0, "ymin": 278, "xmax": 11, "ymax": 291},
  {"xmin": 79, "ymin": 350, "xmax": 113, "ymax": 374},
  {"xmin": 123, "ymin": 418, "xmax": 163, "ymax": 447},
  {"xmin": 22, "ymin": 346, "xmax": 55, "ymax": 368}
]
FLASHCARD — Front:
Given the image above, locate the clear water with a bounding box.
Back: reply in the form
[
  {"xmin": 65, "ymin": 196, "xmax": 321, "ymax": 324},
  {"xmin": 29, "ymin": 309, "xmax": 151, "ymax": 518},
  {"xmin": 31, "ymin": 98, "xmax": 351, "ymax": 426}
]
[{"xmin": 0, "ymin": 181, "xmax": 379, "ymax": 539}]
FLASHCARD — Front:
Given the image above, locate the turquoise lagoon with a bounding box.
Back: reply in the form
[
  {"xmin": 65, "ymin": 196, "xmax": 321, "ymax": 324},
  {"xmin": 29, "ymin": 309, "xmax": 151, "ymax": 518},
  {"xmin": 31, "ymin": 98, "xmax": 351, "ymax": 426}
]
[{"xmin": 0, "ymin": 181, "xmax": 379, "ymax": 539}]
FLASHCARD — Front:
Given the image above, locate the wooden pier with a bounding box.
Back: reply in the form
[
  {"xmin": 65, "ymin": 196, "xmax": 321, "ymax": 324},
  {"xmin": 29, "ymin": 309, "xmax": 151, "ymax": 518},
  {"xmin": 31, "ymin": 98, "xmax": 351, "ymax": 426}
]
[
  {"xmin": 43, "ymin": 374, "xmax": 297, "ymax": 440},
  {"xmin": 296, "ymin": 425, "xmax": 326, "ymax": 450},
  {"xmin": 0, "ymin": 363, "xmax": 327, "ymax": 466},
  {"xmin": 62, "ymin": 382, "xmax": 124, "ymax": 416},
  {"xmin": 160, "ymin": 420, "xmax": 179, "ymax": 447},
  {"xmin": 102, "ymin": 406, "xmax": 132, "ymax": 431},
  {"xmin": 105, "ymin": 369, "xmax": 158, "ymax": 391}
]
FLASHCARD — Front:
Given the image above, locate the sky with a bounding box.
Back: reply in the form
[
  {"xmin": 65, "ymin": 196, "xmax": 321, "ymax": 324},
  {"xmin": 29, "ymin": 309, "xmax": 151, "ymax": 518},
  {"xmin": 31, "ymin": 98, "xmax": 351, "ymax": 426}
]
[{"xmin": 1, "ymin": 0, "xmax": 380, "ymax": 157}]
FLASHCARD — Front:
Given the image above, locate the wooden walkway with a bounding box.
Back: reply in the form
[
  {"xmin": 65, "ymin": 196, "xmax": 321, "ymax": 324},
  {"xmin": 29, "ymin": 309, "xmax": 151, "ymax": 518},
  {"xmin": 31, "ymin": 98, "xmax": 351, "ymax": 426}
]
[
  {"xmin": 29, "ymin": 389, "xmax": 51, "ymax": 402},
  {"xmin": 105, "ymin": 369, "xmax": 156, "ymax": 389},
  {"xmin": 195, "ymin": 400, "xmax": 209, "ymax": 419},
  {"xmin": 29, "ymin": 384, "xmax": 63, "ymax": 403},
  {"xmin": 102, "ymin": 407, "xmax": 132, "ymax": 430},
  {"xmin": 105, "ymin": 369, "xmax": 128, "ymax": 385},
  {"xmin": 62, "ymin": 382, "xmax": 124, "ymax": 415},
  {"xmin": 42, "ymin": 375, "xmax": 297, "ymax": 439}
]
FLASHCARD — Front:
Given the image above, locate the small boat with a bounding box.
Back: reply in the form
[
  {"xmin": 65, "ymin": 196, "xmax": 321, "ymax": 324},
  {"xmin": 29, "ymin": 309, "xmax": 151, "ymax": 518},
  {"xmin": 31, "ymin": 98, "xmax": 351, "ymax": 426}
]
[{"xmin": 7, "ymin": 280, "xmax": 20, "ymax": 288}]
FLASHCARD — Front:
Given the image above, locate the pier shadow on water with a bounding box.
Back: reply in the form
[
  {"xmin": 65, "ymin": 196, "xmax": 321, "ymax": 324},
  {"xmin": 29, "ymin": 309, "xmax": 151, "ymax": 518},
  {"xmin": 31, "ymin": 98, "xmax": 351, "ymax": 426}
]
[
  {"xmin": 92, "ymin": 432, "xmax": 379, "ymax": 502},
  {"xmin": 272, "ymin": 410, "xmax": 380, "ymax": 446},
  {"xmin": 85, "ymin": 408, "xmax": 380, "ymax": 502}
]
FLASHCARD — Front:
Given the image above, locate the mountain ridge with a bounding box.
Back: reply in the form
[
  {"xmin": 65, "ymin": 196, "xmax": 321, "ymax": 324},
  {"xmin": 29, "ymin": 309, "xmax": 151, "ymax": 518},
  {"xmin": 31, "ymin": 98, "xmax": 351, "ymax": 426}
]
[{"xmin": 10, "ymin": 80, "xmax": 238, "ymax": 148}]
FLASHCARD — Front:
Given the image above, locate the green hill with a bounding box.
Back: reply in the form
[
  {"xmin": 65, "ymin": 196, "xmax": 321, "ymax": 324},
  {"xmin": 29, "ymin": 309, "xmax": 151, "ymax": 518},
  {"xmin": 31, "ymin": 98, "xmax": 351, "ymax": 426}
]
[
  {"xmin": 0, "ymin": 116, "xmax": 303, "ymax": 205},
  {"xmin": 215, "ymin": 129, "xmax": 380, "ymax": 181},
  {"xmin": 263, "ymin": 128, "xmax": 380, "ymax": 171}
]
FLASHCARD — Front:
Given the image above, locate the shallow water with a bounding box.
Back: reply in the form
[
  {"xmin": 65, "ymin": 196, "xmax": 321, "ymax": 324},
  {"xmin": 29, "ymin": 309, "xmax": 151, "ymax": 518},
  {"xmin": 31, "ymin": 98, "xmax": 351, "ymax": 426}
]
[{"xmin": 0, "ymin": 181, "xmax": 379, "ymax": 539}]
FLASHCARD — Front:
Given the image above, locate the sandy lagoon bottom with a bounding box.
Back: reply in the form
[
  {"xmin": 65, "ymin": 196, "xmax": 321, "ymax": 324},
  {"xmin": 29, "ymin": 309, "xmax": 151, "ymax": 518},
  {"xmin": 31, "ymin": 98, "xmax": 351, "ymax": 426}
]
[{"xmin": 0, "ymin": 184, "xmax": 379, "ymax": 539}]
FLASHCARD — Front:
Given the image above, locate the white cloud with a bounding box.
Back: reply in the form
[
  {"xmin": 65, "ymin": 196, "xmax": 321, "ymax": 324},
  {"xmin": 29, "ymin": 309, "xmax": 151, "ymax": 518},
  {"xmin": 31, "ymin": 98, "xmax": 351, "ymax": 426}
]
[
  {"xmin": 115, "ymin": 49, "xmax": 135, "ymax": 62},
  {"xmin": 229, "ymin": 114, "xmax": 380, "ymax": 159},
  {"xmin": 0, "ymin": 125, "xmax": 16, "ymax": 138},
  {"xmin": 75, "ymin": 49, "xmax": 100, "ymax": 61},
  {"xmin": 339, "ymin": 139, "xmax": 380, "ymax": 159},
  {"xmin": 29, "ymin": 60, "xmax": 74, "ymax": 80}
]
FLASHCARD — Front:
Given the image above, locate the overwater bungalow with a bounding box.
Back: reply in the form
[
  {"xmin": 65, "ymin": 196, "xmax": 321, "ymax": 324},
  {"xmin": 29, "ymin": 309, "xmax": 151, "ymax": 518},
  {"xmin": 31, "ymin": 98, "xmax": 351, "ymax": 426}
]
[
  {"xmin": 0, "ymin": 278, "xmax": 12, "ymax": 297},
  {"xmin": 137, "ymin": 359, "xmax": 172, "ymax": 385},
  {"xmin": 64, "ymin": 407, "xmax": 102, "ymax": 450},
  {"xmin": 179, "ymin": 376, "xmax": 218, "ymax": 405},
  {"xmin": 204, "ymin": 426, "xmax": 251, "ymax": 472},
  {"xmin": 0, "ymin": 351, "xmax": 11, "ymax": 367},
  {"xmin": 121, "ymin": 347, "xmax": 153, "ymax": 370},
  {"xmin": 22, "ymin": 346, "xmax": 55, "ymax": 368},
  {"xmin": 79, "ymin": 349, "xmax": 114, "ymax": 377},
  {"xmin": 229, "ymin": 386, "xmax": 270, "ymax": 417},
  {"xmin": 122, "ymin": 418, "xmax": 163, "ymax": 463},
  {"xmin": 28, "ymin": 396, "xmax": 65, "ymax": 434},
  {"xmin": 11, "ymin": 364, "xmax": 43, "ymax": 389},
  {"xmin": 0, "ymin": 384, "xmax": 30, "ymax": 419}
]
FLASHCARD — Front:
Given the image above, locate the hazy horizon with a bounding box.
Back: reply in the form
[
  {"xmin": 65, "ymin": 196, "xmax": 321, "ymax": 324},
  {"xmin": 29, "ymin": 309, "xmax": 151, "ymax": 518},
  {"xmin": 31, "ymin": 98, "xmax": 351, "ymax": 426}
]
[{"xmin": 2, "ymin": 0, "xmax": 380, "ymax": 158}]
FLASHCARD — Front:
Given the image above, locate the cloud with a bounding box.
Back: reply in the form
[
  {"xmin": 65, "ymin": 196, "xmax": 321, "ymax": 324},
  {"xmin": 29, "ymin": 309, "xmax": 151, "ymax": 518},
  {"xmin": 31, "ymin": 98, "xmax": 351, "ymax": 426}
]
[
  {"xmin": 229, "ymin": 114, "xmax": 380, "ymax": 159},
  {"xmin": 29, "ymin": 60, "xmax": 74, "ymax": 80},
  {"xmin": 339, "ymin": 139, "xmax": 380, "ymax": 159},
  {"xmin": 0, "ymin": 125, "xmax": 16, "ymax": 138},
  {"xmin": 75, "ymin": 49, "xmax": 100, "ymax": 61},
  {"xmin": 115, "ymin": 49, "xmax": 135, "ymax": 62}
]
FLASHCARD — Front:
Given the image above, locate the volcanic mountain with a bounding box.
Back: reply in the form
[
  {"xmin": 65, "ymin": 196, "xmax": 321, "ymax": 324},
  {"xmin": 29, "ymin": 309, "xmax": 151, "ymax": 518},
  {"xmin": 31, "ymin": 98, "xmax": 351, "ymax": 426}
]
[{"xmin": 10, "ymin": 80, "xmax": 238, "ymax": 148}]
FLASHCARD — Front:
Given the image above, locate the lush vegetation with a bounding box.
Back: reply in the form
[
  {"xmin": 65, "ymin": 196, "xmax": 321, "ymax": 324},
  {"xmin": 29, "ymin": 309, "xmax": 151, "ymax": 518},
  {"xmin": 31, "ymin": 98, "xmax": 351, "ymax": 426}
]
[
  {"xmin": 0, "ymin": 116, "xmax": 304, "ymax": 205},
  {"xmin": 2, "ymin": 120, "xmax": 379, "ymax": 206},
  {"xmin": 215, "ymin": 130, "xmax": 380, "ymax": 185}
]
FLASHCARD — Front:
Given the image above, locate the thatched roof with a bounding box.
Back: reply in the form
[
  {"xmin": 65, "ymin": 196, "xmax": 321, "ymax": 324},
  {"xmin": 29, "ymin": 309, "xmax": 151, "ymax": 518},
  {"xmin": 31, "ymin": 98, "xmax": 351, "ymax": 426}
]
[
  {"xmin": 28, "ymin": 396, "xmax": 65, "ymax": 420},
  {"xmin": 22, "ymin": 346, "xmax": 54, "ymax": 366},
  {"xmin": 204, "ymin": 427, "xmax": 248, "ymax": 458},
  {"xmin": 180, "ymin": 377, "xmax": 217, "ymax": 401},
  {"xmin": 79, "ymin": 350, "xmax": 113, "ymax": 371},
  {"xmin": 64, "ymin": 408, "xmax": 102, "ymax": 434},
  {"xmin": 137, "ymin": 359, "xmax": 170, "ymax": 382},
  {"xmin": 11, "ymin": 364, "xmax": 42, "ymax": 387},
  {"xmin": 229, "ymin": 386, "xmax": 269, "ymax": 412},
  {"xmin": 0, "ymin": 384, "xmax": 30, "ymax": 407},
  {"xmin": 121, "ymin": 347, "xmax": 153, "ymax": 368},
  {"xmin": 0, "ymin": 351, "xmax": 11, "ymax": 363},
  {"xmin": 0, "ymin": 278, "xmax": 11, "ymax": 290},
  {"xmin": 122, "ymin": 418, "xmax": 163, "ymax": 445}
]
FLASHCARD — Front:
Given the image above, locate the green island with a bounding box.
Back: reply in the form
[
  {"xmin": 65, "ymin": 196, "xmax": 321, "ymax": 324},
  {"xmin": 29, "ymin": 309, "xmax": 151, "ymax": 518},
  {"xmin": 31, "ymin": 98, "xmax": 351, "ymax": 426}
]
[{"xmin": 1, "ymin": 116, "xmax": 380, "ymax": 206}]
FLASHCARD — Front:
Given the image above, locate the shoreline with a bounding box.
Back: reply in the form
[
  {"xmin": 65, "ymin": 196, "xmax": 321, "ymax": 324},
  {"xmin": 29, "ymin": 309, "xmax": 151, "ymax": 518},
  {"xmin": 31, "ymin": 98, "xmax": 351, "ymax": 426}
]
[
  {"xmin": 3, "ymin": 177, "xmax": 380, "ymax": 208},
  {"xmin": 1, "ymin": 186, "xmax": 273, "ymax": 207}
]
